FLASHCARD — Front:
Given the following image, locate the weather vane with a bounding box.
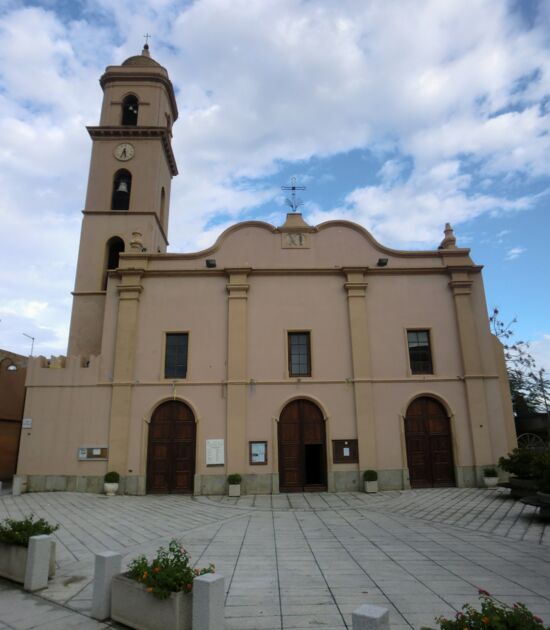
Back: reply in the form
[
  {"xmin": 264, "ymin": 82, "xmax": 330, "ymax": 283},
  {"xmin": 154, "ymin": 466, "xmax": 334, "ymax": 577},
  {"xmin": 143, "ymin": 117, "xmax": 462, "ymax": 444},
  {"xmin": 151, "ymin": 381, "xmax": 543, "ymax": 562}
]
[{"xmin": 281, "ymin": 176, "xmax": 306, "ymax": 212}]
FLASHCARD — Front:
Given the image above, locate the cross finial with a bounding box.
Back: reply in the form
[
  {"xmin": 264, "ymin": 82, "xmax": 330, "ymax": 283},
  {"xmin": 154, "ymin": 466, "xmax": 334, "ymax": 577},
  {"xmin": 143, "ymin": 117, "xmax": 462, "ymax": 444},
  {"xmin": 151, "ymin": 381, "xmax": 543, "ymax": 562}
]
[
  {"xmin": 144, "ymin": 33, "xmax": 151, "ymax": 46},
  {"xmin": 281, "ymin": 176, "xmax": 306, "ymax": 212}
]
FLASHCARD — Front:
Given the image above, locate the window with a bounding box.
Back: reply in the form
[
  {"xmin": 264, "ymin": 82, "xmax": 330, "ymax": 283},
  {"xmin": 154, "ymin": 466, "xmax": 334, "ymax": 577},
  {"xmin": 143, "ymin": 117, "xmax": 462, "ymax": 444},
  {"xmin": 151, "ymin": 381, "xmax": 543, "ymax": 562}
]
[
  {"xmin": 160, "ymin": 187, "xmax": 166, "ymax": 228},
  {"xmin": 103, "ymin": 237, "xmax": 124, "ymax": 289},
  {"xmin": 122, "ymin": 95, "xmax": 139, "ymax": 126},
  {"xmin": 165, "ymin": 333, "xmax": 188, "ymax": 379},
  {"xmin": 407, "ymin": 330, "xmax": 433, "ymax": 374},
  {"xmin": 288, "ymin": 332, "xmax": 311, "ymax": 377},
  {"xmin": 111, "ymin": 170, "xmax": 131, "ymax": 210}
]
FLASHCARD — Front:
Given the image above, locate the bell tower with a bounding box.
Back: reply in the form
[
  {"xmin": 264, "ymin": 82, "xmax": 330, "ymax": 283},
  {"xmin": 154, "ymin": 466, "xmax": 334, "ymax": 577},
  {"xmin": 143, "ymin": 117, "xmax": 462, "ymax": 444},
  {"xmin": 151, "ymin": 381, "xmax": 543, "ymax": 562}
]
[{"xmin": 68, "ymin": 45, "xmax": 178, "ymax": 357}]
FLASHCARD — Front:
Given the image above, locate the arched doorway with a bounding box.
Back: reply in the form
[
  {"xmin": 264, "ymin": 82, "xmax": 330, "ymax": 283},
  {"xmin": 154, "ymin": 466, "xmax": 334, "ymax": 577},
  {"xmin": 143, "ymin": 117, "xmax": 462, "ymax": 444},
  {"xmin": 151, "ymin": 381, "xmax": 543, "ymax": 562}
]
[
  {"xmin": 404, "ymin": 396, "xmax": 455, "ymax": 488},
  {"xmin": 146, "ymin": 401, "xmax": 196, "ymax": 494},
  {"xmin": 278, "ymin": 399, "xmax": 327, "ymax": 492}
]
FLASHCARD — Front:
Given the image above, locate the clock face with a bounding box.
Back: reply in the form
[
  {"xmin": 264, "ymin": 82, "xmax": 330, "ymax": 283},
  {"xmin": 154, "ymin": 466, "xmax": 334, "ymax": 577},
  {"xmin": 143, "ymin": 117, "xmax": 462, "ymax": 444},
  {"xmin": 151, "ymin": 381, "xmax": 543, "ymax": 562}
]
[{"xmin": 114, "ymin": 143, "xmax": 135, "ymax": 161}]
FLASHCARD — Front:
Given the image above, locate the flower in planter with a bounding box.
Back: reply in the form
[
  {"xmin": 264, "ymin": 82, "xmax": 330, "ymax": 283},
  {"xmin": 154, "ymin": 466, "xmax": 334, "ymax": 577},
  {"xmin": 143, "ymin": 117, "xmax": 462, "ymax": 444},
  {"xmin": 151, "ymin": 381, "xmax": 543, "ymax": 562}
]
[
  {"xmin": 428, "ymin": 590, "xmax": 550, "ymax": 629},
  {"xmin": 127, "ymin": 539, "xmax": 215, "ymax": 600},
  {"xmin": 0, "ymin": 515, "xmax": 58, "ymax": 547}
]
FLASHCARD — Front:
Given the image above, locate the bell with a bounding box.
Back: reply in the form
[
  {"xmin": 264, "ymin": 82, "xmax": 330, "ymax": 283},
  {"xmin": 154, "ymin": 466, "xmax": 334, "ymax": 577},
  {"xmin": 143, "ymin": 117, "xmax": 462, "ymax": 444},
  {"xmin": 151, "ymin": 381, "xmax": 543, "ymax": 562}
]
[{"xmin": 116, "ymin": 180, "xmax": 129, "ymax": 194}]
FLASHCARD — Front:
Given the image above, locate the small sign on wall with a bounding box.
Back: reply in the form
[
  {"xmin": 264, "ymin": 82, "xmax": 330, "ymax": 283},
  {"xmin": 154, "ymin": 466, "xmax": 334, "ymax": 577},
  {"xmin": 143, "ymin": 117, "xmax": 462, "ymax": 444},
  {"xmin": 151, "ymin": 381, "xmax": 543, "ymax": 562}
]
[
  {"xmin": 22, "ymin": 418, "xmax": 32, "ymax": 429},
  {"xmin": 206, "ymin": 439, "xmax": 224, "ymax": 466},
  {"xmin": 249, "ymin": 441, "xmax": 267, "ymax": 465},
  {"xmin": 78, "ymin": 447, "xmax": 108, "ymax": 461}
]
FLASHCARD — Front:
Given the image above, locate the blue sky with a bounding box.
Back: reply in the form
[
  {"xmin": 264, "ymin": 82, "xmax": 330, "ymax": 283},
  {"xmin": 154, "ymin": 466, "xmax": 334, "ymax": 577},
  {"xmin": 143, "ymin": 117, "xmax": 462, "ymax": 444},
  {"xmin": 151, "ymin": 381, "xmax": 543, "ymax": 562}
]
[{"xmin": 0, "ymin": 0, "xmax": 549, "ymax": 368}]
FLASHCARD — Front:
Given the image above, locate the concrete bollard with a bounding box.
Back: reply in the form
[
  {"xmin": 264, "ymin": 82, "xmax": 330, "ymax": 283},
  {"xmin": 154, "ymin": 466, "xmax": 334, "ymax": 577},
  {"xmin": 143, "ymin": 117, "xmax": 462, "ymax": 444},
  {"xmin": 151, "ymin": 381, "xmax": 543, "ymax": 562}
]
[
  {"xmin": 352, "ymin": 604, "xmax": 390, "ymax": 630},
  {"xmin": 24, "ymin": 535, "xmax": 53, "ymax": 592},
  {"xmin": 91, "ymin": 551, "xmax": 122, "ymax": 621},
  {"xmin": 192, "ymin": 573, "xmax": 225, "ymax": 630}
]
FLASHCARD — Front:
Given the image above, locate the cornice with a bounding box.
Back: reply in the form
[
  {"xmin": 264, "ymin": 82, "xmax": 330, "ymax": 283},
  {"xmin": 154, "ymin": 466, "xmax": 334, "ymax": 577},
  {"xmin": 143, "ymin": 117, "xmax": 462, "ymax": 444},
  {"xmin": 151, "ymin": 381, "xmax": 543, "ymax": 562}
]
[
  {"xmin": 82, "ymin": 210, "xmax": 169, "ymax": 246},
  {"xmin": 86, "ymin": 126, "xmax": 178, "ymax": 176}
]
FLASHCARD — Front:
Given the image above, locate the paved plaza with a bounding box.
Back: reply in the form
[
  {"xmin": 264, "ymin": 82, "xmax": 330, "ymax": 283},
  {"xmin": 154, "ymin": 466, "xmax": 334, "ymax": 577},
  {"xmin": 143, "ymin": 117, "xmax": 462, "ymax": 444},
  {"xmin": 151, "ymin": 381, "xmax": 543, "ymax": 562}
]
[{"xmin": 0, "ymin": 488, "xmax": 549, "ymax": 629}]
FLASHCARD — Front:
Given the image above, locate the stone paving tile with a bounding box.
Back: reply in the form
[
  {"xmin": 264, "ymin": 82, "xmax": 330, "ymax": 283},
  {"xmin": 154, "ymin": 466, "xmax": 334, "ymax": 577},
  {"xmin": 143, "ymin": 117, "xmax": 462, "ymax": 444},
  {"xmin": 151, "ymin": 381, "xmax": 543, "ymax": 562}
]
[{"xmin": 1, "ymin": 489, "xmax": 550, "ymax": 629}]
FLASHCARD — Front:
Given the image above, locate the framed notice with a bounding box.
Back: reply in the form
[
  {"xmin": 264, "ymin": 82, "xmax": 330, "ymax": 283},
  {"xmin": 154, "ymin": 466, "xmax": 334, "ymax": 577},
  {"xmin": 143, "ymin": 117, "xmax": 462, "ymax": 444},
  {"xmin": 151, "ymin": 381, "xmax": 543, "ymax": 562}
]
[
  {"xmin": 332, "ymin": 439, "xmax": 358, "ymax": 464},
  {"xmin": 206, "ymin": 439, "xmax": 224, "ymax": 466},
  {"xmin": 249, "ymin": 441, "xmax": 267, "ymax": 465}
]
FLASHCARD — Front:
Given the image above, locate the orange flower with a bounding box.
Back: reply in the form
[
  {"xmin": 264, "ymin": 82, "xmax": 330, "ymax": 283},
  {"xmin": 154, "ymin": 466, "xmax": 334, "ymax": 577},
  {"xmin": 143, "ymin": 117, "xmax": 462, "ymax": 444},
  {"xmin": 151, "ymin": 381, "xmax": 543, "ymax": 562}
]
[
  {"xmin": 146, "ymin": 587, "xmax": 153, "ymax": 593},
  {"xmin": 482, "ymin": 617, "xmax": 490, "ymax": 625},
  {"xmin": 153, "ymin": 567, "xmax": 160, "ymax": 574},
  {"xmin": 186, "ymin": 583, "xmax": 192, "ymax": 591},
  {"xmin": 142, "ymin": 571, "xmax": 148, "ymax": 579}
]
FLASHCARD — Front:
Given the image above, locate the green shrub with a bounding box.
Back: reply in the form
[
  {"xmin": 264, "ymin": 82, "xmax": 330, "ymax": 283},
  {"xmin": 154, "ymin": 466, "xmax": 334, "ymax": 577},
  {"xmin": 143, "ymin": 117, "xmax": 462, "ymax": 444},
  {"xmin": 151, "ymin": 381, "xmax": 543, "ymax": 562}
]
[
  {"xmin": 498, "ymin": 448, "xmax": 538, "ymax": 479},
  {"xmin": 104, "ymin": 471, "xmax": 120, "ymax": 483},
  {"xmin": 424, "ymin": 590, "xmax": 550, "ymax": 629},
  {"xmin": 0, "ymin": 515, "xmax": 59, "ymax": 547},
  {"xmin": 127, "ymin": 539, "xmax": 214, "ymax": 599},
  {"xmin": 227, "ymin": 474, "xmax": 242, "ymax": 485},
  {"xmin": 483, "ymin": 467, "xmax": 498, "ymax": 477},
  {"xmin": 363, "ymin": 470, "xmax": 378, "ymax": 482}
]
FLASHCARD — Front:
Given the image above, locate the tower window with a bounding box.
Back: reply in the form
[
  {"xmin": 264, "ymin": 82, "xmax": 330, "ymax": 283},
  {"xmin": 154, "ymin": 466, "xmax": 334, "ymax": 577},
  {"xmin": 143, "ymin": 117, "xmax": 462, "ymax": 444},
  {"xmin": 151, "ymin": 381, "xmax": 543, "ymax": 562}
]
[
  {"xmin": 407, "ymin": 330, "xmax": 433, "ymax": 374},
  {"xmin": 122, "ymin": 95, "xmax": 139, "ymax": 126},
  {"xmin": 103, "ymin": 236, "xmax": 124, "ymax": 289},
  {"xmin": 112, "ymin": 170, "xmax": 132, "ymax": 210}
]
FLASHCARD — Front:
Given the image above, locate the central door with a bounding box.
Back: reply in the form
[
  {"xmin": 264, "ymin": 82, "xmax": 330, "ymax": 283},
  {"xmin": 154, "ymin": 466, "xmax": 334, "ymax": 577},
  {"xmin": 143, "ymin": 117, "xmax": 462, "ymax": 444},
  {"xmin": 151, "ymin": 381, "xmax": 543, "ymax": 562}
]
[
  {"xmin": 147, "ymin": 401, "xmax": 196, "ymax": 494},
  {"xmin": 405, "ymin": 396, "xmax": 455, "ymax": 488},
  {"xmin": 278, "ymin": 399, "xmax": 327, "ymax": 492}
]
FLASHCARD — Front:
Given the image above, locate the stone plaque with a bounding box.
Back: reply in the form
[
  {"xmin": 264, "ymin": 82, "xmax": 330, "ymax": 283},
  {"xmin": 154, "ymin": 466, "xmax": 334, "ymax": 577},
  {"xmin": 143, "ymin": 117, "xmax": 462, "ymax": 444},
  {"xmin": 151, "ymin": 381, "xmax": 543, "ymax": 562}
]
[
  {"xmin": 206, "ymin": 439, "xmax": 224, "ymax": 466},
  {"xmin": 282, "ymin": 232, "xmax": 310, "ymax": 249}
]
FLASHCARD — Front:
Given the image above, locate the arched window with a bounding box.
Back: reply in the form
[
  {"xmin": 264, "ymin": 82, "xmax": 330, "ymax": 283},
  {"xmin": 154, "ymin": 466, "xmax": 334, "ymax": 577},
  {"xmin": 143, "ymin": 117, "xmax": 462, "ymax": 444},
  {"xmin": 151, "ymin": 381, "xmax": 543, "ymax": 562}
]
[
  {"xmin": 122, "ymin": 95, "xmax": 139, "ymax": 126},
  {"xmin": 160, "ymin": 187, "xmax": 166, "ymax": 228},
  {"xmin": 111, "ymin": 170, "xmax": 131, "ymax": 210},
  {"xmin": 103, "ymin": 237, "xmax": 125, "ymax": 289}
]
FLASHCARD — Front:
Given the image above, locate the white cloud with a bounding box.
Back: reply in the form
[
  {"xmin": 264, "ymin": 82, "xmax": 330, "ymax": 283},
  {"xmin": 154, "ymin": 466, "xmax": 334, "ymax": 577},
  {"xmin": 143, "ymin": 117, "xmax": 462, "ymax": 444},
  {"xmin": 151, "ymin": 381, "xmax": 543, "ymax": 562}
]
[
  {"xmin": 505, "ymin": 246, "xmax": 526, "ymax": 260},
  {"xmin": 531, "ymin": 335, "xmax": 550, "ymax": 373}
]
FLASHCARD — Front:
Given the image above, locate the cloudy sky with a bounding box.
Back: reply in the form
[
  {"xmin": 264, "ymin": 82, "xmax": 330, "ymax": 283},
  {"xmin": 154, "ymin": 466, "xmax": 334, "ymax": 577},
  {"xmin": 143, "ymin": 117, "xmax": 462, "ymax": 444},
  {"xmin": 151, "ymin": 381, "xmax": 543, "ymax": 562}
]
[{"xmin": 0, "ymin": 0, "xmax": 549, "ymax": 369}]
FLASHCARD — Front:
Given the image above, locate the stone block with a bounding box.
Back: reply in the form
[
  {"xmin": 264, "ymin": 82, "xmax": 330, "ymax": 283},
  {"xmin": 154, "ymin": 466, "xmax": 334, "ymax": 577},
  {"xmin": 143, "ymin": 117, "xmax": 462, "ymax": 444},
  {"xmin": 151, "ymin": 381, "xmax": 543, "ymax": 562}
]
[
  {"xmin": 271, "ymin": 473, "xmax": 279, "ymax": 494},
  {"xmin": 334, "ymin": 471, "xmax": 360, "ymax": 491},
  {"xmin": 378, "ymin": 469, "xmax": 404, "ymax": 490},
  {"xmin": 192, "ymin": 573, "xmax": 224, "ymax": 630},
  {"xmin": 24, "ymin": 535, "xmax": 53, "ymax": 592},
  {"xmin": 91, "ymin": 551, "xmax": 122, "ymax": 621},
  {"xmin": 28, "ymin": 475, "xmax": 46, "ymax": 492},
  {"xmin": 242, "ymin": 474, "xmax": 271, "ymax": 494},
  {"xmin": 200, "ymin": 474, "xmax": 226, "ymax": 495},
  {"xmin": 45, "ymin": 475, "xmax": 67, "ymax": 492},
  {"xmin": 66, "ymin": 476, "xmax": 77, "ymax": 492},
  {"xmin": 352, "ymin": 604, "xmax": 390, "ymax": 630},
  {"xmin": 85, "ymin": 476, "xmax": 104, "ymax": 494},
  {"xmin": 123, "ymin": 475, "xmax": 145, "ymax": 495}
]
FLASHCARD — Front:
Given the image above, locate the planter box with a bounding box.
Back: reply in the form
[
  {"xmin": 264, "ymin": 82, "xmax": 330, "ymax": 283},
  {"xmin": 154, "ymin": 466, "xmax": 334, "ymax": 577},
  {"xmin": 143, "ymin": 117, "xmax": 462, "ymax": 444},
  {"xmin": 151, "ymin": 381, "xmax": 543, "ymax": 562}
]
[
  {"xmin": 484, "ymin": 476, "xmax": 499, "ymax": 488},
  {"xmin": 104, "ymin": 482, "xmax": 119, "ymax": 496},
  {"xmin": 228, "ymin": 484, "xmax": 241, "ymax": 497},
  {"xmin": 0, "ymin": 541, "xmax": 55, "ymax": 584},
  {"xmin": 364, "ymin": 481, "xmax": 378, "ymax": 493},
  {"xmin": 111, "ymin": 574, "xmax": 192, "ymax": 630},
  {"xmin": 509, "ymin": 478, "xmax": 538, "ymax": 499}
]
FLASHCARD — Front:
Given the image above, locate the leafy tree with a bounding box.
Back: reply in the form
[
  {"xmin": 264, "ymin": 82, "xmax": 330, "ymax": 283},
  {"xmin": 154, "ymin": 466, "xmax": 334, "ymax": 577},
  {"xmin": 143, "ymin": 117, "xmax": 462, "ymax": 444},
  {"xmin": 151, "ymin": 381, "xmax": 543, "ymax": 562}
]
[{"xmin": 490, "ymin": 308, "xmax": 549, "ymax": 419}]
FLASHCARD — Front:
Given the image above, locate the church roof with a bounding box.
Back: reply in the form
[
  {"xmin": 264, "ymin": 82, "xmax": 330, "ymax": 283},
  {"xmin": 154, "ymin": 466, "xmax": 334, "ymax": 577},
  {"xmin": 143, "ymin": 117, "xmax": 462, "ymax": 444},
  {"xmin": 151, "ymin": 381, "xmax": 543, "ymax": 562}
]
[{"xmin": 121, "ymin": 44, "xmax": 162, "ymax": 68}]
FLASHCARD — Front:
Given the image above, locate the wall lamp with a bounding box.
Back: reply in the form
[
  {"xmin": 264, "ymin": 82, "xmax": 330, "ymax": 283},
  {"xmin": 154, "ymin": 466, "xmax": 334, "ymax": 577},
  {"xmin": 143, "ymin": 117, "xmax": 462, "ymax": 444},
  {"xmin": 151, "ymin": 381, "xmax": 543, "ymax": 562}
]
[
  {"xmin": 206, "ymin": 259, "xmax": 217, "ymax": 268},
  {"xmin": 377, "ymin": 258, "xmax": 388, "ymax": 267}
]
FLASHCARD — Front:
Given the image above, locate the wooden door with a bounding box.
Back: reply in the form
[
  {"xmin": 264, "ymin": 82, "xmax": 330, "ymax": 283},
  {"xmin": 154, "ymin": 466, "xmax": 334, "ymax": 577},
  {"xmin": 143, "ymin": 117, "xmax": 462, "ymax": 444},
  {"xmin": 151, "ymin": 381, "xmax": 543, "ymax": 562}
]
[
  {"xmin": 0, "ymin": 420, "xmax": 21, "ymax": 480},
  {"xmin": 147, "ymin": 401, "xmax": 196, "ymax": 494},
  {"xmin": 405, "ymin": 397, "xmax": 455, "ymax": 488},
  {"xmin": 278, "ymin": 399, "xmax": 327, "ymax": 492}
]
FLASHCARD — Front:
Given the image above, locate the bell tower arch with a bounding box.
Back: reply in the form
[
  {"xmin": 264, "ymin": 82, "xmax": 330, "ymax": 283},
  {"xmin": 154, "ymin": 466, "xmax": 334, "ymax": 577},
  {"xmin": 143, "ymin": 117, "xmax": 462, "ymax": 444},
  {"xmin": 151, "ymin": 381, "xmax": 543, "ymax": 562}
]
[{"xmin": 68, "ymin": 45, "xmax": 178, "ymax": 357}]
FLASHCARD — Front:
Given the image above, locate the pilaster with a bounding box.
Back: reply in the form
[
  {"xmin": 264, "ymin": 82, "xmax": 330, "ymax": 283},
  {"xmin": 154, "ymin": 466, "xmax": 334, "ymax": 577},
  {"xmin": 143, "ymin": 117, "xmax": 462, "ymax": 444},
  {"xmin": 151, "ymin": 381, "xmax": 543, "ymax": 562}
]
[
  {"xmin": 225, "ymin": 269, "xmax": 250, "ymax": 475},
  {"xmin": 449, "ymin": 272, "xmax": 494, "ymax": 475},
  {"xmin": 343, "ymin": 269, "xmax": 378, "ymax": 472},
  {"xmin": 107, "ymin": 270, "xmax": 143, "ymax": 474}
]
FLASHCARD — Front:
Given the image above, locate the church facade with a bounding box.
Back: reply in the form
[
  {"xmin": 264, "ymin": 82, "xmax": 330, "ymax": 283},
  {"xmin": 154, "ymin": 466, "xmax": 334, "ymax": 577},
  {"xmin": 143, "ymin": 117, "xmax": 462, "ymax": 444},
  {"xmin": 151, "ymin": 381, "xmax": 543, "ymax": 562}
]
[{"xmin": 15, "ymin": 48, "xmax": 516, "ymax": 495}]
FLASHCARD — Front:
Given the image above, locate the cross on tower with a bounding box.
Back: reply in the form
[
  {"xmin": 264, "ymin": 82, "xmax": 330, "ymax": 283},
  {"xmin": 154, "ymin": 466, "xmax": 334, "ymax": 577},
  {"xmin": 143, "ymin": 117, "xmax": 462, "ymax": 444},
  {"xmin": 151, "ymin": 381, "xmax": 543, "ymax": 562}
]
[
  {"xmin": 281, "ymin": 176, "xmax": 306, "ymax": 212},
  {"xmin": 143, "ymin": 33, "xmax": 152, "ymax": 46}
]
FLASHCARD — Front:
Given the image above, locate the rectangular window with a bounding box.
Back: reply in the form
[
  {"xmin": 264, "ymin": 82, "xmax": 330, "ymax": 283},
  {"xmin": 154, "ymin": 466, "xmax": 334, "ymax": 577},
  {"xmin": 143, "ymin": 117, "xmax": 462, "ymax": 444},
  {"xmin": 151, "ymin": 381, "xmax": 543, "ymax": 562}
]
[
  {"xmin": 288, "ymin": 332, "xmax": 311, "ymax": 377},
  {"xmin": 165, "ymin": 333, "xmax": 188, "ymax": 379},
  {"xmin": 407, "ymin": 330, "xmax": 433, "ymax": 374}
]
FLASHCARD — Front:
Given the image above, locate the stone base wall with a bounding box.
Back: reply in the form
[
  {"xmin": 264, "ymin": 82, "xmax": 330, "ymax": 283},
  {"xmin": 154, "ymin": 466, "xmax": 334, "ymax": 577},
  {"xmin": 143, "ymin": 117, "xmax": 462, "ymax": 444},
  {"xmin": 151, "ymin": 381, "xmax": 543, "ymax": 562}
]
[{"xmin": 14, "ymin": 468, "xmax": 483, "ymax": 496}]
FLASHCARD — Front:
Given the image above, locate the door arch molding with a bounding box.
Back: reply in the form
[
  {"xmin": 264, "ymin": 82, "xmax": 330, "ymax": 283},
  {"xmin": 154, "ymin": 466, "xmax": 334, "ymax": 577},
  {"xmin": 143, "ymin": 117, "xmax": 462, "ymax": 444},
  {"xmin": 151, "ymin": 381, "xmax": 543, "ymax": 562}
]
[
  {"xmin": 146, "ymin": 399, "xmax": 196, "ymax": 494},
  {"xmin": 404, "ymin": 395, "xmax": 456, "ymax": 488}
]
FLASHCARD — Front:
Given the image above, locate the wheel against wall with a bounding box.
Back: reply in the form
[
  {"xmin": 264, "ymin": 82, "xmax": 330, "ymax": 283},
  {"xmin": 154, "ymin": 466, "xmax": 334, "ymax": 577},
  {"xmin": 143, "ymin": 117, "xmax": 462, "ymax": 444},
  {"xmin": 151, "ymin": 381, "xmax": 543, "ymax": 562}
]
[{"xmin": 405, "ymin": 396, "xmax": 455, "ymax": 488}]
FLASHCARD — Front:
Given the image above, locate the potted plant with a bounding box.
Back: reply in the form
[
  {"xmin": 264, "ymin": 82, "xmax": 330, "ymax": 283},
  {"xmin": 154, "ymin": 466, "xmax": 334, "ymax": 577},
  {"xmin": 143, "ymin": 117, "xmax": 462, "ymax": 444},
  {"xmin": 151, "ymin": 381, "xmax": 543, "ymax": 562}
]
[
  {"xmin": 483, "ymin": 467, "xmax": 499, "ymax": 488},
  {"xmin": 498, "ymin": 448, "xmax": 539, "ymax": 498},
  {"xmin": 363, "ymin": 470, "xmax": 378, "ymax": 493},
  {"xmin": 427, "ymin": 588, "xmax": 549, "ymax": 629},
  {"xmin": 111, "ymin": 539, "xmax": 215, "ymax": 630},
  {"xmin": 227, "ymin": 473, "xmax": 242, "ymax": 497},
  {"xmin": 104, "ymin": 471, "xmax": 120, "ymax": 496},
  {"xmin": 0, "ymin": 515, "xmax": 58, "ymax": 584}
]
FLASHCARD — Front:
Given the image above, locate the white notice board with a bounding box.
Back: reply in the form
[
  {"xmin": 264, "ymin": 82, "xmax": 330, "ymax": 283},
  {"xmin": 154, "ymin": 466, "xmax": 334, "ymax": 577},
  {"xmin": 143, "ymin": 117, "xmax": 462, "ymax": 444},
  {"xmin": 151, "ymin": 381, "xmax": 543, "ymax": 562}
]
[{"xmin": 206, "ymin": 439, "xmax": 224, "ymax": 466}]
